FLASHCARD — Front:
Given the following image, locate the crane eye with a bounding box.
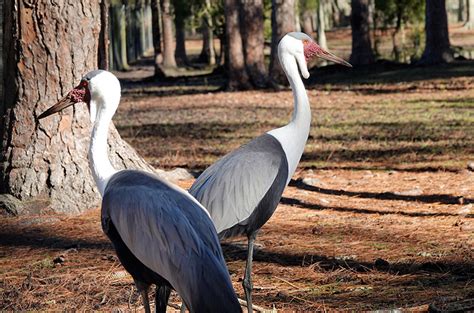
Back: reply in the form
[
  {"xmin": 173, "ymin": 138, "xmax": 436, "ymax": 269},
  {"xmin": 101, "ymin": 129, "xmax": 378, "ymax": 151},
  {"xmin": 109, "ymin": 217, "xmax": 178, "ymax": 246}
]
[
  {"xmin": 303, "ymin": 40, "xmax": 309, "ymax": 45},
  {"xmin": 80, "ymin": 80, "xmax": 88, "ymax": 88}
]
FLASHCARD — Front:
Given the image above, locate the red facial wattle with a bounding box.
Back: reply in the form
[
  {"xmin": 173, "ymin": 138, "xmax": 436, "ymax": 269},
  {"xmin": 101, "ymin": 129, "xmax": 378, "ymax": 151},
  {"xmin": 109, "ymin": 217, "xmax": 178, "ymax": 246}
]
[
  {"xmin": 303, "ymin": 41, "xmax": 323, "ymax": 62},
  {"xmin": 303, "ymin": 41, "xmax": 352, "ymax": 67}
]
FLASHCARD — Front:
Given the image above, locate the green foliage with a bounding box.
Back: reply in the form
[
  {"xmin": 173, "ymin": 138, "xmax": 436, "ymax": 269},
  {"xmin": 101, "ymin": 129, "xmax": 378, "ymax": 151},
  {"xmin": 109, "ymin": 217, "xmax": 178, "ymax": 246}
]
[
  {"xmin": 299, "ymin": 0, "xmax": 317, "ymax": 12},
  {"xmin": 408, "ymin": 22, "xmax": 425, "ymax": 61},
  {"xmin": 375, "ymin": 0, "xmax": 424, "ymax": 28},
  {"xmin": 263, "ymin": 0, "xmax": 272, "ymax": 41}
]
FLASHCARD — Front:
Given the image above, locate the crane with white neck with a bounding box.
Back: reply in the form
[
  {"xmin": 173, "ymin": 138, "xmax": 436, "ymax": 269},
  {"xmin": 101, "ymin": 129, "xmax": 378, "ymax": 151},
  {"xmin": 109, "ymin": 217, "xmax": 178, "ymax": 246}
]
[
  {"xmin": 38, "ymin": 70, "xmax": 241, "ymax": 313},
  {"xmin": 189, "ymin": 32, "xmax": 351, "ymax": 312}
]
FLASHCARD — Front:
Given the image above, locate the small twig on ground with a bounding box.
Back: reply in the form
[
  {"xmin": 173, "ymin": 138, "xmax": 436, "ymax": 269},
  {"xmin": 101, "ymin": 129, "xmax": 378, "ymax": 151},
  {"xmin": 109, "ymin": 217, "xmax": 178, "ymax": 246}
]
[
  {"xmin": 238, "ymin": 298, "xmax": 267, "ymax": 312},
  {"xmin": 275, "ymin": 276, "xmax": 301, "ymax": 289},
  {"xmin": 287, "ymin": 288, "xmax": 312, "ymax": 294},
  {"xmin": 254, "ymin": 285, "xmax": 276, "ymax": 291}
]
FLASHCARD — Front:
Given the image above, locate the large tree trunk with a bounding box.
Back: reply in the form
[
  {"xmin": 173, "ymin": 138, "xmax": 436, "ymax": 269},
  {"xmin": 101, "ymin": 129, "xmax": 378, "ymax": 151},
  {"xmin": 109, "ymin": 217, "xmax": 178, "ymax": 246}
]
[
  {"xmin": 349, "ymin": 0, "xmax": 375, "ymax": 65},
  {"xmin": 241, "ymin": 0, "xmax": 267, "ymax": 88},
  {"xmin": 419, "ymin": 0, "xmax": 453, "ymax": 64},
  {"xmin": 161, "ymin": 0, "xmax": 177, "ymax": 68},
  {"xmin": 465, "ymin": 0, "xmax": 474, "ymax": 29},
  {"xmin": 269, "ymin": 0, "xmax": 296, "ymax": 86},
  {"xmin": 1, "ymin": 0, "xmax": 154, "ymax": 215},
  {"xmin": 224, "ymin": 0, "xmax": 251, "ymax": 90},
  {"xmin": 198, "ymin": 0, "xmax": 216, "ymax": 65}
]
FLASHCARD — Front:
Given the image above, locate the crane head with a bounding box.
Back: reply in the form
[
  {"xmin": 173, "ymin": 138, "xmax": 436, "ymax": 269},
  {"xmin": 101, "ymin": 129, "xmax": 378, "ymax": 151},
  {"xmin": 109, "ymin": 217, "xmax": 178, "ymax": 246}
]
[
  {"xmin": 38, "ymin": 70, "xmax": 121, "ymax": 124},
  {"xmin": 281, "ymin": 32, "xmax": 351, "ymax": 79}
]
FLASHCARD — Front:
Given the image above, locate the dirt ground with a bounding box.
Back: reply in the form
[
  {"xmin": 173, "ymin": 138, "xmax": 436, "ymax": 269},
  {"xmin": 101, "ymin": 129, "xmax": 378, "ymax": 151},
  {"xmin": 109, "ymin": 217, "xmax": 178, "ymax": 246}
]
[
  {"xmin": 1, "ymin": 27, "xmax": 474, "ymax": 311},
  {"xmin": 1, "ymin": 170, "xmax": 472, "ymax": 311}
]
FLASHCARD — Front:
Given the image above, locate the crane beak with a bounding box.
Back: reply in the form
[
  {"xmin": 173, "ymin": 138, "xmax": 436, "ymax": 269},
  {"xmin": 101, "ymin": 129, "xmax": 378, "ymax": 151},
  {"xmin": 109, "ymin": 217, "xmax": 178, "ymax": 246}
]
[
  {"xmin": 38, "ymin": 95, "xmax": 76, "ymax": 119},
  {"xmin": 38, "ymin": 85, "xmax": 89, "ymax": 119},
  {"xmin": 304, "ymin": 41, "xmax": 352, "ymax": 67}
]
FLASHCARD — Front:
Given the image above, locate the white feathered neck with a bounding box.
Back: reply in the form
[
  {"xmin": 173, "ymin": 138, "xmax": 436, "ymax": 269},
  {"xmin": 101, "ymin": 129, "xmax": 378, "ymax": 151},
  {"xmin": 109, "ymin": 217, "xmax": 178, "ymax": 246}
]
[
  {"xmin": 267, "ymin": 41, "xmax": 311, "ymax": 183},
  {"xmin": 88, "ymin": 97, "xmax": 118, "ymax": 196}
]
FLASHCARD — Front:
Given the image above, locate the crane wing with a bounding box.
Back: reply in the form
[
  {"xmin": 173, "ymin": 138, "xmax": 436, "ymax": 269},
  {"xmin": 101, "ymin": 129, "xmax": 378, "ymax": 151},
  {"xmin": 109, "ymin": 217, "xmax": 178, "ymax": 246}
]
[
  {"xmin": 102, "ymin": 170, "xmax": 238, "ymax": 311},
  {"xmin": 189, "ymin": 134, "xmax": 288, "ymax": 235}
]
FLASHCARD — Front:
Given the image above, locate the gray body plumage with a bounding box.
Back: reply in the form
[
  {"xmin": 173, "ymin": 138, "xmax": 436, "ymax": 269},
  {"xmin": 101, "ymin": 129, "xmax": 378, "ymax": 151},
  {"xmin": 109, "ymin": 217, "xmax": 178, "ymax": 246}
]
[
  {"xmin": 102, "ymin": 170, "xmax": 241, "ymax": 313},
  {"xmin": 189, "ymin": 134, "xmax": 289, "ymax": 238}
]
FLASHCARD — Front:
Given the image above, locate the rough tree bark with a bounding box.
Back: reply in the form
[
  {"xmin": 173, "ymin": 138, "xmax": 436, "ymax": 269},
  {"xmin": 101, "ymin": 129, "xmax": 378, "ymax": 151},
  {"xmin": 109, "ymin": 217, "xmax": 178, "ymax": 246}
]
[
  {"xmin": 349, "ymin": 0, "xmax": 375, "ymax": 65},
  {"xmin": 1, "ymin": 0, "xmax": 155, "ymax": 215},
  {"xmin": 269, "ymin": 0, "xmax": 296, "ymax": 86},
  {"xmin": 241, "ymin": 0, "xmax": 267, "ymax": 88},
  {"xmin": 161, "ymin": 0, "xmax": 177, "ymax": 68},
  {"xmin": 419, "ymin": 0, "xmax": 453, "ymax": 64},
  {"xmin": 465, "ymin": 0, "xmax": 474, "ymax": 29},
  {"xmin": 225, "ymin": 0, "xmax": 251, "ymax": 90}
]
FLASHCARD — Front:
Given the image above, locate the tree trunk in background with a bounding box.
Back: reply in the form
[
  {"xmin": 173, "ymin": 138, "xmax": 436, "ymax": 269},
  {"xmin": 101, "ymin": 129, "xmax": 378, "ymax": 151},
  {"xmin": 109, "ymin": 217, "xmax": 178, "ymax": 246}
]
[
  {"xmin": 151, "ymin": 0, "xmax": 166, "ymax": 76},
  {"xmin": 419, "ymin": 0, "xmax": 453, "ymax": 64},
  {"xmin": 144, "ymin": 0, "xmax": 154, "ymax": 54},
  {"xmin": 198, "ymin": 0, "xmax": 216, "ymax": 65},
  {"xmin": 134, "ymin": 0, "xmax": 148, "ymax": 58},
  {"xmin": 125, "ymin": 4, "xmax": 137, "ymax": 63},
  {"xmin": 465, "ymin": 0, "xmax": 474, "ymax": 29},
  {"xmin": 1, "ymin": 0, "xmax": 155, "ymax": 215},
  {"xmin": 458, "ymin": 0, "xmax": 465, "ymax": 21},
  {"xmin": 0, "ymin": 0, "xmax": 3, "ymax": 106},
  {"xmin": 392, "ymin": 10, "xmax": 403, "ymax": 62},
  {"xmin": 98, "ymin": 0, "xmax": 109, "ymax": 70},
  {"xmin": 241, "ymin": 0, "xmax": 267, "ymax": 88},
  {"xmin": 318, "ymin": 0, "xmax": 328, "ymax": 49},
  {"xmin": 270, "ymin": 0, "xmax": 295, "ymax": 86},
  {"xmin": 349, "ymin": 0, "xmax": 375, "ymax": 65},
  {"xmin": 161, "ymin": 0, "xmax": 177, "ymax": 68},
  {"xmin": 317, "ymin": 0, "xmax": 328, "ymax": 66},
  {"xmin": 294, "ymin": 1, "xmax": 301, "ymax": 31},
  {"xmin": 225, "ymin": 0, "xmax": 251, "ymax": 90},
  {"xmin": 111, "ymin": 4, "xmax": 130, "ymax": 70},
  {"xmin": 302, "ymin": 11, "xmax": 313, "ymax": 36},
  {"xmin": 174, "ymin": 8, "xmax": 188, "ymax": 66}
]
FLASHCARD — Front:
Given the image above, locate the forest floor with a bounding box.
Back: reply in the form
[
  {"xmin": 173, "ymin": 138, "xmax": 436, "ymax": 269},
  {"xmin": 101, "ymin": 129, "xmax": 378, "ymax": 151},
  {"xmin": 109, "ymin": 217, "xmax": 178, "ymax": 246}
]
[{"xmin": 1, "ymin": 28, "xmax": 474, "ymax": 311}]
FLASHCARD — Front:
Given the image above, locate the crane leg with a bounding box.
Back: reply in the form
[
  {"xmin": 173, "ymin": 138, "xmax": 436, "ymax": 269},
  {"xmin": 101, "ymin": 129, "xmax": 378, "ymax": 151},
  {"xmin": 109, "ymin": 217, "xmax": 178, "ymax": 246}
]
[
  {"xmin": 243, "ymin": 231, "xmax": 258, "ymax": 313},
  {"xmin": 134, "ymin": 280, "xmax": 151, "ymax": 313},
  {"xmin": 155, "ymin": 285, "xmax": 171, "ymax": 313}
]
